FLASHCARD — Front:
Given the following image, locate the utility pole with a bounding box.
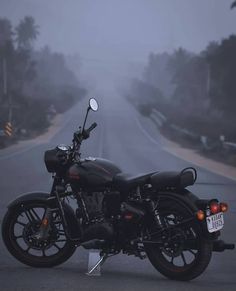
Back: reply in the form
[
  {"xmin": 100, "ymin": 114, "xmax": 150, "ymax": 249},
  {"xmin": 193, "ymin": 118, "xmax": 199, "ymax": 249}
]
[
  {"xmin": 2, "ymin": 58, "xmax": 13, "ymax": 137},
  {"xmin": 206, "ymin": 63, "xmax": 211, "ymax": 98},
  {"xmin": 3, "ymin": 58, "xmax": 7, "ymax": 96}
]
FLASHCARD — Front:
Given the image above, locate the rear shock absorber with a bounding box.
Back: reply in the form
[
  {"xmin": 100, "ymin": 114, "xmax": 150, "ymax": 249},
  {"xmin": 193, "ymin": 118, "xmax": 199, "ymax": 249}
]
[{"xmin": 145, "ymin": 199, "xmax": 164, "ymax": 230}]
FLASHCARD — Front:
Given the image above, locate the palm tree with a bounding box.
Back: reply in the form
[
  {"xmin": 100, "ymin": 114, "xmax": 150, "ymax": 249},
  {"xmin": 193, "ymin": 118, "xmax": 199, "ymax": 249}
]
[
  {"xmin": 0, "ymin": 18, "xmax": 12, "ymax": 47},
  {"xmin": 15, "ymin": 16, "xmax": 39, "ymax": 50}
]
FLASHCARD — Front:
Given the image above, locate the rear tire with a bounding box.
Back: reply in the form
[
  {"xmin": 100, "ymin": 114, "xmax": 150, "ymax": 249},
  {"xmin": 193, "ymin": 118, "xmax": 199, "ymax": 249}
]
[
  {"xmin": 144, "ymin": 196, "xmax": 212, "ymax": 281},
  {"xmin": 2, "ymin": 202, "xmax": 76, "ymax": 268}
]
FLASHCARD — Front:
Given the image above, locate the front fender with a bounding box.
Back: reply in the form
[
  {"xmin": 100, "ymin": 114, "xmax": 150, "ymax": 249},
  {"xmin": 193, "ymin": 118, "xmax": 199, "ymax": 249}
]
[
  {"xmin": 8, "ymin": 192, "xmax": 52, "ymax": 209},
  {"xmin": 7, "ymin": 192, "xmax": 80, "ymax": 240}
]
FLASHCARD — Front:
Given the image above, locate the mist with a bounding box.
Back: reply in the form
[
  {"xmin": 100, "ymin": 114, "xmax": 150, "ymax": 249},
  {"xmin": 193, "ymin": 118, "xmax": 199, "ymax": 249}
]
[
  {"xmin": 1, "ymin": 2, "xmax": 236, "ymax": 288},
  {"xmin": 1, "ymin": 0, "xmax": 236, "ymax": 91}
]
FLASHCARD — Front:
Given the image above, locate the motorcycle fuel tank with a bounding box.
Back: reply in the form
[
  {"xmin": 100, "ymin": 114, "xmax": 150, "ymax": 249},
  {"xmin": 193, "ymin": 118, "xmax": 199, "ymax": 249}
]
[{"xmin": 67, "ymin": 157, "xmax": 122, "ymax": 189}]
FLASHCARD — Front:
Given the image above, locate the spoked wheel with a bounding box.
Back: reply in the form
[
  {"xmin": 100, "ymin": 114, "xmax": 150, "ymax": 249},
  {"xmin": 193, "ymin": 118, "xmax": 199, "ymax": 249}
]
[
  {"xmin": 144, "ymin": 197, "xmax": 212, "ymax": 281},
  {"xmin": 2, "ymin": 202, "xmax": 76, "ymax": 267}
]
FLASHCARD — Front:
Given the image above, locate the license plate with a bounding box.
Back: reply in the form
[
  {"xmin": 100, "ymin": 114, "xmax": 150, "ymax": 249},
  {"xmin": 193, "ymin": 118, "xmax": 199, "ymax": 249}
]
[{"xmin": 206, "ymin": 212, "xmax": 224, "ymax": 233}]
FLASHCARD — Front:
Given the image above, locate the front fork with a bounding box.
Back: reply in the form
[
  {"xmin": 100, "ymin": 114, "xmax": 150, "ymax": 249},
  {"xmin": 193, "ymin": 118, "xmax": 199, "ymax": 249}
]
[
  {"xmin": 41, "ymin": 176, "xmax": 81, "ymax": 242},
  {"xmin": 36, "ymin": 208, "xmax": 52, "ymax": 240},
  {"xmin": 36, "ymin": 176, "xmax": 66, "ymax": 240}
]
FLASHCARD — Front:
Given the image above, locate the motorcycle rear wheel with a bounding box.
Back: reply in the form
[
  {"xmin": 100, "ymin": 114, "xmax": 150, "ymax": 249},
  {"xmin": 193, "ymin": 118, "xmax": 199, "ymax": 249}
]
[
  {"xmin": 144, "ymin": 196, "xmax": 212, "ymax": 281},
  {"xmin": 2, "ymin": 202, "xmax": 76, "ymax": 268}
]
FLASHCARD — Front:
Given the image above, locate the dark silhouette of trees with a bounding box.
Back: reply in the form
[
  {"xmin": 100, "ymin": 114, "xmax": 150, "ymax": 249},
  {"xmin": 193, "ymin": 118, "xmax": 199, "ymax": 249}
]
[
  {"xmin": 130, "ymin": 35, "xmax": 236, "ymax": 141},
  {"xmin": 0, "ymin": 18, "xmax": 12, "ymax": 47},
  {"xmin": 15, "ymin": 16, "xmax": 39, "ymax": 50},
  {"xmin": 206, "ymin": 35, "xmax": 236, "ymax": 118},
  {"xmin": 143, "ymin": 52, "xmax": 173, "ymax": 98},
  {"xmin": 0, "ymin": 16, "xmax": 85, "ymax": 141},
  {"xmin": 231, "ymin": 1, "xmax": 236, "ymax": 9}
]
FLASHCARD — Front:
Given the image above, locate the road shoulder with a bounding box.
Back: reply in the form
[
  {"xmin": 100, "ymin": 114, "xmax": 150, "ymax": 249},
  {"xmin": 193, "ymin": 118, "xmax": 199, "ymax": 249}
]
[
  {"xmin": 0, "ymin": 113, "xmax": 63, "ymax": 159},
  {"xmin": 136, "ymin": 112, "xmax": 236, "ymax": 182}
]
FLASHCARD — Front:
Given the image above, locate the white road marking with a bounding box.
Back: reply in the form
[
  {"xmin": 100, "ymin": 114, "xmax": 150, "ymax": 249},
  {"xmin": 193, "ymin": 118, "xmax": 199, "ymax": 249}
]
[{"xmin": 135, "ymin": 116, "xmax": 160, "ymax": 146}]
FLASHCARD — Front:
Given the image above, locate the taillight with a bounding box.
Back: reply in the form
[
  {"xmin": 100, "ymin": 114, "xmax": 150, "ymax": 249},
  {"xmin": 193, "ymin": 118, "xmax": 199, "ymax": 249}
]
[
  {"xmin": 210, "ymin": 202, "xmax": 220, "ymax": 214},
  {"xmin": 220, "ymin": 202, "xmax": 228, "ymax": 212}
]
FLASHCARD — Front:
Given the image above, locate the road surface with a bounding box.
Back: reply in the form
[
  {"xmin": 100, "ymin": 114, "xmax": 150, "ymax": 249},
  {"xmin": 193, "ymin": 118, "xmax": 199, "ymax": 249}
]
[{"xmin": 0, "ymin": 89, "xmax": 235, "ymax": 291}]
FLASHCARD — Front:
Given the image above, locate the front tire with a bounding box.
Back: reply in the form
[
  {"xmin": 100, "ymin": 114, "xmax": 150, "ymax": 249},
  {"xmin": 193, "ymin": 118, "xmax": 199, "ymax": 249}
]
[
  {"xmin": 144, "ymin": 196, "xmax": 212, "ymax": 281},
  {"xmin": 2, "ymin": 202, "xmax": 76, "ymax": 268}
]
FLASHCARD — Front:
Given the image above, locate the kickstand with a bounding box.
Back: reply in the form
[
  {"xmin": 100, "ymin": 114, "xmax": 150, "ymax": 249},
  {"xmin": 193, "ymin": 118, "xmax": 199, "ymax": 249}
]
[{"xmin": 86, "ymin": 251, "xmax": 108, "ymax": 276}]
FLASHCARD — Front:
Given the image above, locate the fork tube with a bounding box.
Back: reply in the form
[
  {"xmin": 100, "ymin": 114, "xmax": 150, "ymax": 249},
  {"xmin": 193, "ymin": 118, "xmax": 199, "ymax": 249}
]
[{"xmin": 50, "ymin": 175, "xmax": 61, "ymax": 196}]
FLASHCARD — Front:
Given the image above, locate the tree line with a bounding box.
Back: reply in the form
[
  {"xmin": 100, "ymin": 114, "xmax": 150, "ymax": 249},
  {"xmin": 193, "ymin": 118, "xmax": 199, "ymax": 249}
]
[
  {"xmin": 130, "ymin": 34, "xmax": 236, "ymax": 141},
  {"xmin": 0, "ymin": 16, "xmax": 86, "ymax": 141}
]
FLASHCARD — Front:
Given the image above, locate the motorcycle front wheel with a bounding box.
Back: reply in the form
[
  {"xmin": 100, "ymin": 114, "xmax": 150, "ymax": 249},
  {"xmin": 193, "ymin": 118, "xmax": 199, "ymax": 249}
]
[
  {"xmin": 2, "ymin": 201, "xmax": 76, "ymax": 268},
  {"xmin": 144, "ymin": 196, "xmax": 212, "ymax": 281}
]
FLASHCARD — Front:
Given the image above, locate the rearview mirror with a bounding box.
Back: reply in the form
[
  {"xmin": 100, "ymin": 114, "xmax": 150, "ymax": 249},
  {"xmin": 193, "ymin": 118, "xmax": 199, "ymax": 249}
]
[{"xmin": 89, "ymin": 98, "xmax": 98, "ymax": 112}]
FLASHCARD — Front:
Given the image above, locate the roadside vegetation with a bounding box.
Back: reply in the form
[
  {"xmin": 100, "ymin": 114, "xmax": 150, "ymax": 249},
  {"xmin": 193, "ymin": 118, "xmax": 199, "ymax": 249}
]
[
  {"xmin": 0, "ymin": 16, "xmax": 86, "ymax": 148},
  {"xmin": 128, "ymin": 35, "xmax": 236, "ymax": 166}
]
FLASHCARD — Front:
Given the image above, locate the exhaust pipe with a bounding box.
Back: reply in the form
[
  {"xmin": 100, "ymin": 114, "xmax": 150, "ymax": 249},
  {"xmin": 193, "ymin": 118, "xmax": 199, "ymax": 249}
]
[{"xmin": 213, "ymin": 240, "xmax": 235, "ymax": 252}]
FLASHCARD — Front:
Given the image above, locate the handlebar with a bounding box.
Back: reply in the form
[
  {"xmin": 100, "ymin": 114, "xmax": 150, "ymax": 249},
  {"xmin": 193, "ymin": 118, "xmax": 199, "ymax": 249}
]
[
  {"xmin": 73, "ymin": 122, "xmax": 97, "ymax": 152},
  {"xmin": 87, "ymin": 122, "xmax": 97, "ymax": 133}
]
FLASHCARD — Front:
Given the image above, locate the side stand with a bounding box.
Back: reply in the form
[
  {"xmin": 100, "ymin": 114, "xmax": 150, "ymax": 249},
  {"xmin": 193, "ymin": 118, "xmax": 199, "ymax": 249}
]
[{"xmin": 86, "ymin": 251, "xmax": 107, "ymax": 276}]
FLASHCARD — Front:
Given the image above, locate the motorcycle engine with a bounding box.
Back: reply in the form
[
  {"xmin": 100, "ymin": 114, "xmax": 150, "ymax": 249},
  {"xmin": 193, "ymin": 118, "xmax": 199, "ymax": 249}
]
[{"xmin": 78, "ymin": 192, "xmax": 116, "ymax": 241}]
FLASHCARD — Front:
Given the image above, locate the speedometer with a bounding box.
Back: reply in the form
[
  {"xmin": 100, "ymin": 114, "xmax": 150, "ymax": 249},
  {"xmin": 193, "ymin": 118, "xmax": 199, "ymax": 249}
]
[{"xmin": 57, "ymin": 144, "xmax": 70, "ymax": 151}]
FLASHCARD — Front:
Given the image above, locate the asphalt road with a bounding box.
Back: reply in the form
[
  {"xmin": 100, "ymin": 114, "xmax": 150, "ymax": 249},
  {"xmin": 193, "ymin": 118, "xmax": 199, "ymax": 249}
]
[{"xmin": 0, "ymin": 89, "xmax": 236, "ymax": 291}]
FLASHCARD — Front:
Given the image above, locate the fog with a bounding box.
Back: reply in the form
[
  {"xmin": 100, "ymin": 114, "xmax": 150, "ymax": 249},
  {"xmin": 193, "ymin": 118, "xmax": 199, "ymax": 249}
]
[{"xmin": 0, "ymin": 0, "xmax": 236, "ymax": 90}]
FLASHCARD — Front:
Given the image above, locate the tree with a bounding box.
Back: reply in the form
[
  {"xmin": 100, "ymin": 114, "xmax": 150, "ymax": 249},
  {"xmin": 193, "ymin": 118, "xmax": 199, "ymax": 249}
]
[
  {"xmin": 0, "ymin": 18, "xmax": 15, "ymax": 103},
  {"xmin": 143, "ymin": 52, "xmax": 173, "ymax": 98},
  {"xmin": 15, "ymin": 16, "xmax": 39, "ymax": 50},
  {"xmin": 231, "ymin": 1, "xmax": 236, "ymax": 9},
  {"xmin": 206, "ymin": 35, "xmax": 236, "ymax": 117},
  {"xmin": 0, "ymin": 18, "xmax": 13, "ymax": 48},
  {"xmin": 0, "ymin": 18, "xmax": 14, "ymax": 63}
]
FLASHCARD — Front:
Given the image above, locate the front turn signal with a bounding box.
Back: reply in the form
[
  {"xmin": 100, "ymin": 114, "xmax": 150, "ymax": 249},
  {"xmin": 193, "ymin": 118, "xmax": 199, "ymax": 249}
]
[
  {"xmin": 41, "ymin": 218, "xmax": 49, "ymax": 226},
  {"xmin": 196, "ymin": 210, "xmax": 205, "ymax": 221},
  {"xmin": 220, "ymin": 202, "xmax": 228, "ymax": 212}
]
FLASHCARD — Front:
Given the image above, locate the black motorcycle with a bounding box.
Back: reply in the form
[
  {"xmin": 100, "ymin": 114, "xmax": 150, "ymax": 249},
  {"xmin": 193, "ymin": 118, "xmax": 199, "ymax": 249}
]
[{"xmin": 2, "ymin": 98, "xmax": 234, "ymax": 281}]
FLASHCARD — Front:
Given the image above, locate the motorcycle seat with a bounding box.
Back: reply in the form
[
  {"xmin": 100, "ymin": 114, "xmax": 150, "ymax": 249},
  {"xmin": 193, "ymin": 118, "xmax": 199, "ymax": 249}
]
[
  {"xmin": 113, "ymin": 172, "xmax": 154, "ymax": 191},
  {"xmin": 150, "ymin": 168, "xmax": 196, "ymax": 190},
  {"xmin": 113, "ymin": 168, "xmax": 196, "ymax": 191}
]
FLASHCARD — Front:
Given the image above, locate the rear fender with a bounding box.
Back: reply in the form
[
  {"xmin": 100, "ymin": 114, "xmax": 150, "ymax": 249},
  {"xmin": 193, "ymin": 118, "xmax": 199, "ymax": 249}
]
[
  {"xmin": 155, "ymin": 190, "xmax": 218, "ymax": 240},
  {"xmin": 7, "ymin": 192, "xmax": 80, "ymax": 239}
]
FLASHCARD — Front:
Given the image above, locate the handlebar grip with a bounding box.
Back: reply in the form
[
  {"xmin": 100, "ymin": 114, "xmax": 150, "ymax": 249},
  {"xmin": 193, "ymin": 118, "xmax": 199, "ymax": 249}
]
[{"xmin": 87, "ymin": 122, "xmax": 97, "ymax": 132}]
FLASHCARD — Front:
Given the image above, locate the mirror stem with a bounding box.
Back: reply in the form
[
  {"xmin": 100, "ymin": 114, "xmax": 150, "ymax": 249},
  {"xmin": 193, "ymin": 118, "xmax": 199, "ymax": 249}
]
[{"xmin": 82, "ymin": 107, "xmax": 90, "ymax": 132}]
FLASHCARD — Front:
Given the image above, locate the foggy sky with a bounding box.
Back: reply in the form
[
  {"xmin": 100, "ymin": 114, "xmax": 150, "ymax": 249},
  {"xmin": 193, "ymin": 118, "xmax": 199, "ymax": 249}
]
[
  {"xmin": 1, "ymin": 0, "xmax": 235, "ymax": 59},
  {"xmin": 0, "ymin": 0, "xmax": 236, "ymax": 89}
]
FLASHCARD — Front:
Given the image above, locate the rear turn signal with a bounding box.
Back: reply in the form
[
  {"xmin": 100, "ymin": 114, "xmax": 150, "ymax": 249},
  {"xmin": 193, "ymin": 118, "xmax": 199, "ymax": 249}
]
[
  {"xmin": 196, "ymin": 210, "xmax": 205, "ymax": 221},
  {"xmin": 220, "ymin": 202, "xmax": 228, "ymax": 213}
]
